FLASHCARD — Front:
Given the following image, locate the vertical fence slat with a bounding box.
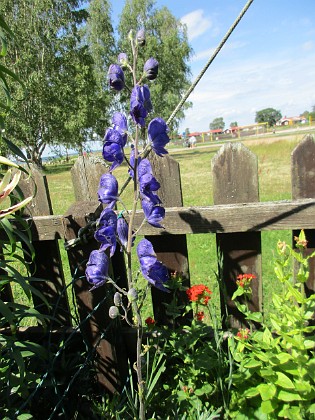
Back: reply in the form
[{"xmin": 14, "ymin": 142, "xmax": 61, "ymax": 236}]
[
  {"xmin": 291, "ymin": 134, "xmax": 315, "ymax": 296},
  {"xmin": 20, "ymin": 165, "xmax": 71, "ymax": 325},
  {"xmin": 67, "ymin": 157, "xmax": 128, "ymax": 392},
  {"xmin": 212, "ymin": 143, "xmax": 262, "ymax": 328},
  {"xmin": 148, "ymin": 153, "xmax": 190, "ymax": 325}
]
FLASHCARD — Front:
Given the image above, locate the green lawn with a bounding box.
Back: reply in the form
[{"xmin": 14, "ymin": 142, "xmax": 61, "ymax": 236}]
[{"xmin": 42, "ymin": 130, "xmax": 313, "ymax": 320}]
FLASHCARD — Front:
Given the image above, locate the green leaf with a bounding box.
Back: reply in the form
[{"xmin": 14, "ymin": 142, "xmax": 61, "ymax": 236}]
[
  {"xmin": 257, "ymin": 383, "xmax": 277, "ymax": 401},
  {"xmin": 261, "ymin": 399, "xmax": 278, "ymax": 414},
  {"xmin": 17, "ymin": 414, "xmax": 34, "ymax": 420},
  {"xmin": 275, "ymin": 371, "xmax": 295, "ymax": 389},
  {"xmin": 246, "ymin": 311, "xmax": 263, "ymax": 323},
  {"xmin": 277, "ymin": 389, "xmax": 302, "ymax": 402},
  {"xmin": 243, "ymin": 359, "xmax": 262, "ymax": 369},
  {"xmin": 243, "ymin": 387, "xmax": 260, "ymax": 398}
]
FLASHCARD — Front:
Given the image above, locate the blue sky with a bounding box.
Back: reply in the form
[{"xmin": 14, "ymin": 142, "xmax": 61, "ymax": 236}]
[{"xmin": 111, "ymin": 0, "xmax": 315, "ymax": 133}]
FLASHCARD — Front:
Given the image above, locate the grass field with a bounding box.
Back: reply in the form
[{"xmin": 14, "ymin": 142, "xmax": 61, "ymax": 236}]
[{"xmin": 43, "ymin": 128, "xmax": 314, "ymax": 320}]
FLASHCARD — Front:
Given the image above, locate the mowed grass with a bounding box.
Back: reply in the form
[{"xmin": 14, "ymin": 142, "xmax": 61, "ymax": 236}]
[{"xmin": 43, "ymin": 130, "xmax": 313, "ymax": 320}]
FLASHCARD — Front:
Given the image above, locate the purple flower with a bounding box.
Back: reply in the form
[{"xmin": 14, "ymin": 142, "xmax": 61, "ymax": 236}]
[
  {"xmin": 136, "ymin": 29, "xmax": 146, "ymax": 46},
  {"xmin": 117, "ymin": 52, "xmax": 128, "ymax": 69},
  {"xmin": 85, "ymin": 250, "xmax": 109, "ymax": 291},
  {"xmin": 112, "ymin": 112, "xmax": 128, "ymax": 146},
  {"xmin": 117, "ymin": 215, "xmax": 129, "ymax": 249},
  {"xmin": 102, "ymin": 127, "xmax": 125, "ymax": 171},
  {"xmin": 138, "ymin": 159, "xmax": 161, "ymax": 204},
  {"xmin": 144, "ymin": 58, "xmax": 159, "ymax": 81},
  {"xmin": 140, "ymin": 85, "xmax": 153, "ymax": 113},
  {"xmin": 94, "ymin": 208, "xmax": 117, "ymax": 256},
  {"xmin": 148, "ymin": 118, "xmax": 170, "ymax": 156},
  {"xmin": 137, "ymin": 239, "xmax": 169, "ymax": 292},
  {"xmin": 108, "ymin": 64, "xmax": 125, "ymax": 91},
  {"xmin": 130, "ymin": 85, "xmax": 148, "ymax": 127},
  {"xmin": 98, "ymin": 173, "xmax": 118, "ymax": 208},
  {"xmin": 142, "ymin": 199, "xmax": 165, "ymax": 228}
]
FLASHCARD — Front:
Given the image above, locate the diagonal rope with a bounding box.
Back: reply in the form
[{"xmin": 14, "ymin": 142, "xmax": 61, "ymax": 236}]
[{"xmin": 166, "ymin": 0, "xmax": 254, "ymax": 126}]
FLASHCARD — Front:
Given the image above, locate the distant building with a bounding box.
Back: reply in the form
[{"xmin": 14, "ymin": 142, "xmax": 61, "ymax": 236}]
[{"xmin": 276, "ymin": 116, "xmax": 307, "ymax": 126}]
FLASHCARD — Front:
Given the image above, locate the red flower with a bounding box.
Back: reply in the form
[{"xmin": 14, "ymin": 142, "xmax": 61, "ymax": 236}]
[
  {"xmin": 236, "ymin": 273, "xmax": 256, "ymax": 288},
  {"xmin": 236, "ymin": 328, "xmax": 250, "ymax": 340},
  {"xmin": 145, "ymin": 317, "xmax": 155, "ymax": 326},
  {"xmin": 195, "ymin": 311, "xmax": 205, "ymax": 321},
  {"xmin": 186, "ymin": 284, "xmax": 212, "ymax": 305}
]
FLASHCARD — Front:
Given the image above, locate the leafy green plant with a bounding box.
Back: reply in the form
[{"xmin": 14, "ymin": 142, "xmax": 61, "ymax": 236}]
[{"xmin": 228, "ymin": 230, "xmax": 315, "ymax": 419}]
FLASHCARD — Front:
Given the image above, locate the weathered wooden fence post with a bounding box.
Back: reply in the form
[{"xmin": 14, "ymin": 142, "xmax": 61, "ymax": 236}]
[
  {"xmin": 20, "ymin": 164, "xmax": 71, "ymax": 326},
  {"xmin": 291, "ymin": 134, "xmax": 315, "ymax": 296},
  {"xmin": 64, "ymin": 155, "xmax": 128, "ymax": 392},
  {"xmin": 148, "ymin": 152, "xmax": 191, "ymax": 325},
  {"xmin": 212, "ymin": 143, "xmax": 262, "ymax": 328}
]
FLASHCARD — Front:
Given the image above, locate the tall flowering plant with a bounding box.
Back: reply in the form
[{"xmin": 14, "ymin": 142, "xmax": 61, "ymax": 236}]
[{"xmin": 85, "ymin": 29, "xmax": 170, "ymax": 419}]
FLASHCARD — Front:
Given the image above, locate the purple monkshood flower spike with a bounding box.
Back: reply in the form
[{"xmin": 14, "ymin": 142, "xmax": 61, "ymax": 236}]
[
  {"xmin": 112, "ymin": 112, "xmax": 128, "ymax": 147},
  {"xmin": 108, "ymin": 64, "xmax": 125, "ymax": 91},
  {"xmin": 85, "ymin": 250, "xmax": 109, "ymax": 291},
  {"xmin": 144, "ymin": 57, "xmax": 159, "ymax": 81},
  {"xmin": 130, "ymin": 85, "xmax": 148, "ymax": 127},
  {"xmin": 94, "ymin": 208, "xmax": 117, "ymax": 257},
  {"xmin": 137, "ymin": 239, "xmax": 170, "ymax": 292},
  {"xmin": 148, "ymin": 117, "xmax": 170, "ymax": 156},
  {"xmin": 138, "ymin": 159, "xmax": 161, "ymax": 204},
  {"xmin": 142, "ymin": 199, "xmax": 165, "ymax": 228},
  {"xmin": 98, "ymin": 173, "xmax": 118, "ymax": 208}
]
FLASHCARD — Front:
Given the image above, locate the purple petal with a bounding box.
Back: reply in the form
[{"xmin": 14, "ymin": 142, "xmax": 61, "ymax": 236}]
[
  {"xmin": 85, "ymin": 250, "xmax": 109, "ymax": 290},
  {"xmin": 98, "ymin": 173, "xmax": 118, "ymax": 206},
  {"xmin": 108, "ymin": 64, "xmax": 125, "ymax": 91},
  {"xmin": 148, "ymin": 118, "xmax": 170, "ymax": 156},
  {"xmin": 142, "ymin": 199, "xmax": 165, "ymax": 228}
]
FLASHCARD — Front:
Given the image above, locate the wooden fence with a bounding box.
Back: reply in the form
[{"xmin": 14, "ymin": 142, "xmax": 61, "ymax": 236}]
[{"xmin": 2, "ymin": 134, "xmax": 315, "ymax": 394}]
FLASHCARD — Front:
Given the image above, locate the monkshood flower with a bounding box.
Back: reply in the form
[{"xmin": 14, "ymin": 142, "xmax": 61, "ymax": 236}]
[
  {"xmin": 85, "ymin": 250, "xmax": 109, "ymax": 291},
  {"xmin": 130, "ymin": 85, "xmax": 148, "ymax": 127},
  {"xmin": 136, "ymin": 29, "xmax": 145, "ymax": 46},
  {"xmin": 138, "ymin": 158, "xmax": 161, "ymax": 205},
  {"xmin": 117, "ymin": 214, "xmax": 135, "ymax": 250},
  {"xmin": 117, "ymin": 52, "xmax": 128, "ymax": 69},
  {"xmin": 142, "ymin": 198, "xmax": 165, "ymax": 228},
  {"xmin": 148, "ymin": 117, "xmax": 170, "ymax": 156},
  {"xmin": 112, "ymin": 112, "xmax": 128, "ymax": 147},
  {"xmin": 94, "ymin": 208, "xmax": 117, "ymax": 257},
  {"xmin": 137, "ymin": 238, "xmax": 169, "ymax": 292},
  {"xmin": 108, "ymin": 64, "xmax": 125, "ymax": 91},
  {"xmin": 144, "ymin": 57, "xmax": 159, "ymax": 81},
  {"xmin": 102, "ymin": 127, "xmax": 125, "ymax": 171},
  {"xmin": 97, "ymin": 173, "xmax": 118, "ymax": 208},
  {"xmin": 140, "ymin": 84, "xmax": 153, "ymax": 113}
]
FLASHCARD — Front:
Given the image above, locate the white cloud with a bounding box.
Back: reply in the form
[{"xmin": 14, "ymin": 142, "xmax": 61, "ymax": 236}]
[
  {"xmin": 179, "ymin": 53, "xmax": 315, "ymax": 132},
  {"xmin": 302, "ymin": 41, "xmax": 314, "ymax": 51},
  {"xmin": 181, "ymin": 9, "xmax": 212, "ymax": 40}
]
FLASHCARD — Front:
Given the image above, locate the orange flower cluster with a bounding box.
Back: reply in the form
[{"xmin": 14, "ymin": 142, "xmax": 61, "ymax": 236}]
[
  {"xmin": 186, "ymin": 284, "xmax": 212, "ymax": 305},
  {"xmin": 236, "ymin": 273, "xmax": 256, "ymax": 288},
  {"xmin": 195, "ymin": 311, "xmax": 205, "ymax": 321},
  {"xmin": 236, "ymin": 328, "xmax": 250, "ymax": 340},
  {"xmin": 145, "ymin": 317, "xmax": 155, "ymax": 325}
]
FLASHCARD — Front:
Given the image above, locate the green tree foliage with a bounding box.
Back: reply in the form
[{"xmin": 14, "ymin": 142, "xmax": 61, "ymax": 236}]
[
  {"xmin": 117, "ymin": 0, "xmax": 193, "ymax": 131},
  {"xmin": 1, "ymin": 0, "xmax": 100, "ymax": 166},
  {"xmin": 255, "ymin": 107, "xmax": 282, "ymax": 127},
  {"xmin": 230, "ymin": 121, "xmax": 238, "ymax": 127},
  {"xmin": 83, "ymin": 0, "xmax": 116, "ymax": 136},
  {"xmin": 209, "ymin": 117, "xmax": 225, "ymax": 130}
]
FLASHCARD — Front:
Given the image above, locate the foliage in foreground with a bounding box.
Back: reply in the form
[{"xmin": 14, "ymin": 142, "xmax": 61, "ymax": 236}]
[{"xmin": 93, "ymin": 231, "xmax": 315, "ymax": 419}]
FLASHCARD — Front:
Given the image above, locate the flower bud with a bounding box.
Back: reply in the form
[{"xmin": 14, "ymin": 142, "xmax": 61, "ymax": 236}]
[
  {"xmin": 136, "ymin": 29, "xmax": 146, "ymax": 46},
  {"xmin": 144, "ymin": 58, "xmax": 159, "ymax": 81},
  {"xmin": 109, "ymin": 305, "xmax": 119, "ymax": 319},
  {"xmin": 108, "ymin": 64, "xmax": 125, "ymax": 91},
  {"xmin": 117, "ymin": 52, "xmax": 128, "ymax": 69},
  {"xmin": 113, "ymin": 292, "xmax": 122, "ymax": 306},
  {"xmin": 127, "ymin": 288, "xmax": 138, "ymax": 302}
]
